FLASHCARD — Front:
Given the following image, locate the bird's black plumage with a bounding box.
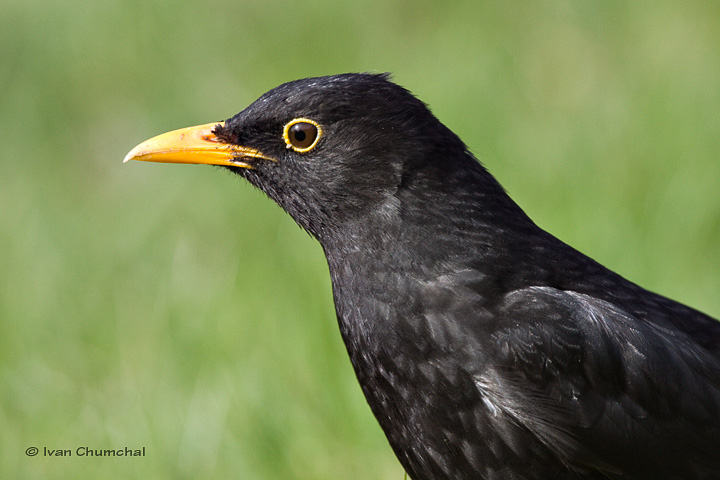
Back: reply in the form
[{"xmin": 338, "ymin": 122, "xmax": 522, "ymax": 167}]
[{"xmin": 130, "ymin": 73, "xmax": 720, "ymax": 479}]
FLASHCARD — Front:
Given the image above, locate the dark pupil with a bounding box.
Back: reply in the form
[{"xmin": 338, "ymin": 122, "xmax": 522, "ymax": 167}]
[{"xmin": 290, "ymin": 122, "xmax": 316, "ymax": 149}]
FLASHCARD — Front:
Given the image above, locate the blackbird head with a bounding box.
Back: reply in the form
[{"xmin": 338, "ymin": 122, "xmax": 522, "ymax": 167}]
[{"xmin": 125, "ymin": 73, "xmax": 513, "ymax": 242}]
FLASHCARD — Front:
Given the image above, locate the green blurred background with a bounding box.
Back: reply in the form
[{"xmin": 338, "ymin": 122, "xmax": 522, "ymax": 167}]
[{"xmin": 2, "ymin": 1, "xmax": 719, "ymax": 478}]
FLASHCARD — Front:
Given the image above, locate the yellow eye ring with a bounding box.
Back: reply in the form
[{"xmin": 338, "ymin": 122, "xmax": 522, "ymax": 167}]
[{"xmin": 282, "ymin": 118, "xmax": 323, "ymax": 153}]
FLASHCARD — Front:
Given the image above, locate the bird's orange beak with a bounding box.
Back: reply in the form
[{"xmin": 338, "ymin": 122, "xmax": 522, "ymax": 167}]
[{"xmin": 123, "ymin": 122, "xmax": 271, "ymax": 168}]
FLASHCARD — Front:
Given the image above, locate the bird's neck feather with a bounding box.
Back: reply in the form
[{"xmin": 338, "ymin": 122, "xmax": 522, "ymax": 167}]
[{"xmin": 320, "ymin": 157, "xmax": 540, "ymax": 350}]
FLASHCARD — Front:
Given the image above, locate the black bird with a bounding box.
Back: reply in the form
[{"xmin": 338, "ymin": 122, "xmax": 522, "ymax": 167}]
[{"xmin": 124, "ymin": 74, "xmax": 720, "ymax": 479}]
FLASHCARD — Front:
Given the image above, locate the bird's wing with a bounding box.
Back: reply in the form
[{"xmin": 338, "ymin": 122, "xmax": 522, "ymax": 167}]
[{"xmin": 481, "ymin": 286, "xmax": 720, "ymax": 478}]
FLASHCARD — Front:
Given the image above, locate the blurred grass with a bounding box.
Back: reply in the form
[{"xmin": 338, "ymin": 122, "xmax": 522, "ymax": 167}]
[{"xmin": 1, "ymin": 1, "xmax": 719, "ymax": 478}]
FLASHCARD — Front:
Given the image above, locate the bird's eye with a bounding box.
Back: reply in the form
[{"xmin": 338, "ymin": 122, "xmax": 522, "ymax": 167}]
[{"xmin": 283, "ymin": 118, "xmax": 322, "ymax": 153}]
